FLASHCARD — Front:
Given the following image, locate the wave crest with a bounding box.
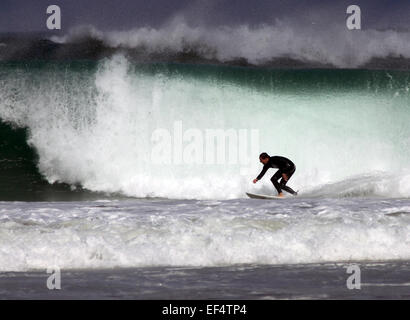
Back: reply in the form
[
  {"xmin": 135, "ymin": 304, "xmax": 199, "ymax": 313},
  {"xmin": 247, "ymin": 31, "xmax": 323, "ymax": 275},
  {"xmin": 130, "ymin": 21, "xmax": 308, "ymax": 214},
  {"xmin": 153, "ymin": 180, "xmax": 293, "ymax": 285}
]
[{"xmin": 47, "ymin": 21, "xmax": 410, "ymax": 68}]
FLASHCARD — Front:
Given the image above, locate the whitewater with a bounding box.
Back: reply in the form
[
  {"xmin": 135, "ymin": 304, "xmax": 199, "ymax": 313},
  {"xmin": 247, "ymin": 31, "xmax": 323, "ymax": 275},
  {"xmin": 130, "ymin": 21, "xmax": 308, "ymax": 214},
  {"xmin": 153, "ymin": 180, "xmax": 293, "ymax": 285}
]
[
  {"xmin": 0, "ymin": 198, "xmax": 409, "ymax": 272},
  {"xmin": 1, "ymin": 55, "xmax": 410, "ymax": 199}
]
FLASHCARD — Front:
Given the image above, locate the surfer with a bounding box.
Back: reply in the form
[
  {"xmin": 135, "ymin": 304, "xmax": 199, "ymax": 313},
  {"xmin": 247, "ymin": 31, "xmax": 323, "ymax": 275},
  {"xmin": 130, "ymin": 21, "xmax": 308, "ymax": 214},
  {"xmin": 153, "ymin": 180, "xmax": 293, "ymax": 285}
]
[{"xmin": 252, "ymin": 153, "xmax": 297, "ymax": 197}]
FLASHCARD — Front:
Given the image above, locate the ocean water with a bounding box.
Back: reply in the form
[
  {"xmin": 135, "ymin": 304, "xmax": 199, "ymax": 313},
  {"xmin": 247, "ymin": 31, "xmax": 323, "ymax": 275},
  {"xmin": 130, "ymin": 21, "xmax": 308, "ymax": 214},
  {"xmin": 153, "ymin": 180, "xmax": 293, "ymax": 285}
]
[
  {"xmin": 0, "ymin": 51, "xmax": 410, "ymax": 298},
  {"xmin": 0, "ymin": 198, "xmax": 409, "ymax": 271}
]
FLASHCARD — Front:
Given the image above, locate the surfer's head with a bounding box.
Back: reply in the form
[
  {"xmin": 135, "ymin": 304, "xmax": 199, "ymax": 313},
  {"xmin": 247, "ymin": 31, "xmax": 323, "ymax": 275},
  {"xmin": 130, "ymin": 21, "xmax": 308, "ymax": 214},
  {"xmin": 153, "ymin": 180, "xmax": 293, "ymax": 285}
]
[{"xmin": 259, "ymin": 152, "xmax": 270, "ymax": 164}]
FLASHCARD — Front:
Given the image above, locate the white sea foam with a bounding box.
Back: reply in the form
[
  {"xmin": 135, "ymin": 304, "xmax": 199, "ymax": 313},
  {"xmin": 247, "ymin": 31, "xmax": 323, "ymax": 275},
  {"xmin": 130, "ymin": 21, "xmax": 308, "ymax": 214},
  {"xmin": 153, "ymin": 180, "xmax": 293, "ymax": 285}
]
[{"xmin": 0, "ymin": 199, "xmax": 408, "ymax": 271}]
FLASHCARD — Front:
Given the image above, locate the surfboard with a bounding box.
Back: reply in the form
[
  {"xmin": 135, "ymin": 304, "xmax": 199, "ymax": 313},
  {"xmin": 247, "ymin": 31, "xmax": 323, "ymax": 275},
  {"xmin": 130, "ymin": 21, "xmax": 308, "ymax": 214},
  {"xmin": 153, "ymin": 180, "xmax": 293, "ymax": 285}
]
[{"xmin": 246, "ymin": 192, "xmax": 287, "ymax": 200}]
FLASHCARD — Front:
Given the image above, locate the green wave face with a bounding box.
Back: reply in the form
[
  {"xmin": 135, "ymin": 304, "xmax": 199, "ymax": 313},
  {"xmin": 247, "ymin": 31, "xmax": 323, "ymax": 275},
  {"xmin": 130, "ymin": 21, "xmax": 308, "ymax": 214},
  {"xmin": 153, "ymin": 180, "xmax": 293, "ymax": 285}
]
[{"xmin": 1, "ymin": 58, "xmax": 410, "ymax": 200}]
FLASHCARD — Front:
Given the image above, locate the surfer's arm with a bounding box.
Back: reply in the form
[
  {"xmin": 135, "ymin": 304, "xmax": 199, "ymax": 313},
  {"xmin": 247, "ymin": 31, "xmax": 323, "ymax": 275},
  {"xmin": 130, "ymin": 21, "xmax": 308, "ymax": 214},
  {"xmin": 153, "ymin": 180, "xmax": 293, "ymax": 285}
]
[{"xmin": 256, "ymin": 165, "xmax": 269, "ymax": 180}]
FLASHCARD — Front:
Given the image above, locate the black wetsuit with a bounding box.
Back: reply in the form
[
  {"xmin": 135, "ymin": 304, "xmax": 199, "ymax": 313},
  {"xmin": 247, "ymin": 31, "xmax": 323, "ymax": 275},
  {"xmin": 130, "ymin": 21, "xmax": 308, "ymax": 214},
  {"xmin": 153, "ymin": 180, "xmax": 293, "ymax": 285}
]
[{"xmin": 256, "ymin": 156, "xmax": 297, "ymax": 195}]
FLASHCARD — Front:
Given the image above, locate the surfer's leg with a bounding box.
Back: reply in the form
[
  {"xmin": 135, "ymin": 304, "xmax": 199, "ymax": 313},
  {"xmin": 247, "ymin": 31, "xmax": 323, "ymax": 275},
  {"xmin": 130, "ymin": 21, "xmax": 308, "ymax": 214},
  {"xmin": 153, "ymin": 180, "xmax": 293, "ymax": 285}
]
[
  {"xmin": 270, "ymin": 170, "xmax": 282, "ymax": 194},
  {"xmin": 281, "ymin": 185, "xmax": 297, "ymax": 195},
  {"xmin": 280, "ymin": 167, "xmax": 298, "ymax": 195}
]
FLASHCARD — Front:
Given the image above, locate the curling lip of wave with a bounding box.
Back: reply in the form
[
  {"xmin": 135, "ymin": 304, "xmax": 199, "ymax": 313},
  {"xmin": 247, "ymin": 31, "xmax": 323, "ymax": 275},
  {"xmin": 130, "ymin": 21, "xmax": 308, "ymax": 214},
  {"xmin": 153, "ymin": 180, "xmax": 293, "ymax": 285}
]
[{"xmin": 48, "ymin": 23, "xmax": 410, "ymax": 68}]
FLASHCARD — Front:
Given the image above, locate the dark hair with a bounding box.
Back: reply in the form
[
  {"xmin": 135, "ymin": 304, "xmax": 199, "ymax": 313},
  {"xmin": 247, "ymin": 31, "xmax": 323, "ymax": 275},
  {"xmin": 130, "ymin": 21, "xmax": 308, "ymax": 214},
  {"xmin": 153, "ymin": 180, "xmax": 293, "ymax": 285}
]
[{"xmin": 259, "ymin": 152, "xmax": 270, "ymax": 159}]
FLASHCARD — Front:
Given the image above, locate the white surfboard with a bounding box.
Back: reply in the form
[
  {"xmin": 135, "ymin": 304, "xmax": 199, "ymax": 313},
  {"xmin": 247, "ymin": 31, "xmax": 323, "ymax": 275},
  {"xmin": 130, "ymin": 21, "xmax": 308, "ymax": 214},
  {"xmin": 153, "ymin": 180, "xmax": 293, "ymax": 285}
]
[{"xmin": 246, "ymin": 192, "xmax": 287, "ymax": 200}]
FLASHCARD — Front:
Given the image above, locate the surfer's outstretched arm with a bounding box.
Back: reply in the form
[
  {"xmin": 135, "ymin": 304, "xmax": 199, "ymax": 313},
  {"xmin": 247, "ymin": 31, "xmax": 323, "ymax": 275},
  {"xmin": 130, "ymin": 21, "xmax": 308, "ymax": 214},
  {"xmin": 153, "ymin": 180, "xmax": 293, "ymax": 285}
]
[{"xmin": 255, "ymin": 164, "xmax": 269, "ymax": 181}]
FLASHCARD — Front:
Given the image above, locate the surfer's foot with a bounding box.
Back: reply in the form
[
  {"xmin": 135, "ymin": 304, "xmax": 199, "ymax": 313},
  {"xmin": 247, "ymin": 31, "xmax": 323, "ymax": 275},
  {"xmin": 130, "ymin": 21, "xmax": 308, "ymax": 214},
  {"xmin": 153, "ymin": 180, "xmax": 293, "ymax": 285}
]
[{"xmin": 278, "ymin": 193, "xmax": 285, "ymax": 198}]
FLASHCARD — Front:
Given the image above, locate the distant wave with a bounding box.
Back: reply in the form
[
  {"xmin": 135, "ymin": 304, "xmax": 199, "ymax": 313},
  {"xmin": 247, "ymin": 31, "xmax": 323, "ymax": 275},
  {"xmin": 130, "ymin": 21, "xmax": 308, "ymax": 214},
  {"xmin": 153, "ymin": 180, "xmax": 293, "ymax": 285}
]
[
  {"xmin": 52, "ymin": 23, "xmax": 410, "ymax": 68},
  {"xmin": 45, "ymin": 22, "xmax": 410, "ymax": 68},
  {"xmin": 2, "ymin": 22, "xmax": 410, "ymax": 69}
]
